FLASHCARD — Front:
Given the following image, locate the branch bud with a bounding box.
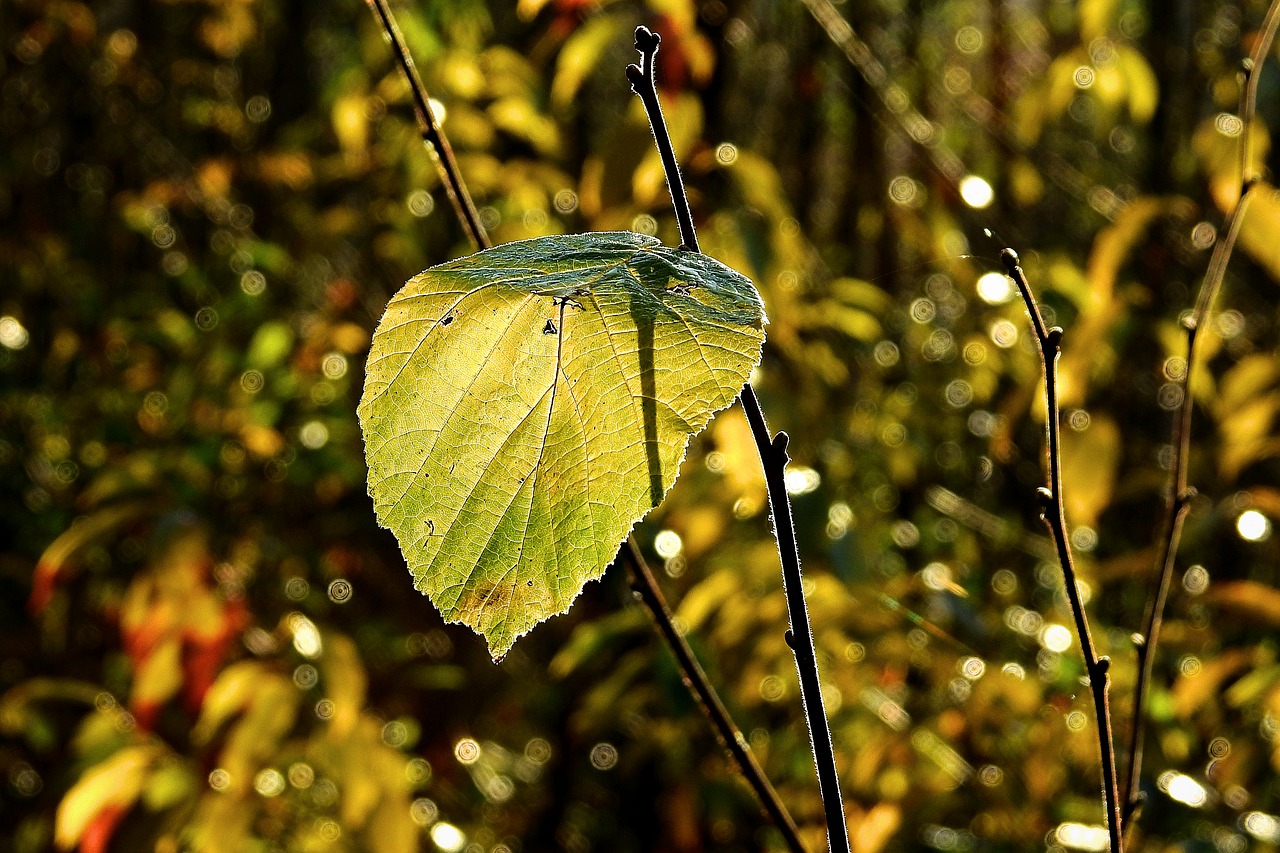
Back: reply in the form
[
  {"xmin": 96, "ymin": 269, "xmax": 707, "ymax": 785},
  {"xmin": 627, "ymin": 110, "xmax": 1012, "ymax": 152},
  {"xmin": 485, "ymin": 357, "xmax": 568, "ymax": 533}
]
[{"xmin": 634, "ymin": 25, "xmax": 661, "ymax": 54}]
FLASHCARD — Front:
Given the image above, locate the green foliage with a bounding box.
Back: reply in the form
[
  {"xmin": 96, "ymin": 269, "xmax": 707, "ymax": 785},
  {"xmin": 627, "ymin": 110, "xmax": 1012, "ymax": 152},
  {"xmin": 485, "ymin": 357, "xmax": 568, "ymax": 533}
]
[
  {"xmin": 359, "ymin": 232, "xmax": 764, "ymax": 657},
  {"xmin": 3, "ymin": 0, "xmax": 1280, "ymax": 851}
]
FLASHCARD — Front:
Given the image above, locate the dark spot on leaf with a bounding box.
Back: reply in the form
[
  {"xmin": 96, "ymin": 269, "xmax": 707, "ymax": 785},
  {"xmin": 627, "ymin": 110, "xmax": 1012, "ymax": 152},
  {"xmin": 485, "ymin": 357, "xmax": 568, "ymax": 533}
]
[
  {"xmin": 543, "ymin": 319, "xmax": 557, "ymax": 335},
  {"xmin": 526, "ymin": 580, "xmax": 533, "ymax": 587},
  {"xmin": 426, "ymin": 519, "xmax": 435, "ymax": 535},
  {"xmin": 441, "ymin": 314, "xmax": 455, "ymax": 326}
]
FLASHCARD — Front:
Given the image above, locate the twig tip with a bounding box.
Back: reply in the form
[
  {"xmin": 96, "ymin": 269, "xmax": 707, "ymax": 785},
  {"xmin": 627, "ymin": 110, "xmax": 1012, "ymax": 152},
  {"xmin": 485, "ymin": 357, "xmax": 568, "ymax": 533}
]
[
  {"xmin": 1000, "ymin": 247, "xmax": 1020, "ymax": 270},
  {"xmin": 634, "ymin": 25, "xmax": 661, "ymax": 53}
]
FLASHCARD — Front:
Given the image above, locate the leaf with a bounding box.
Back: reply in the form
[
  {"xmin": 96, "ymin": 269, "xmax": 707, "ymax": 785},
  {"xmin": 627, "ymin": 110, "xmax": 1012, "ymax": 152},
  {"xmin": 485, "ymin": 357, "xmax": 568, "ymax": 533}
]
[
  {"xmin": 245, "ymin": 320, "xmax": 294, "ymax": 370},
  {"xmin": 30, "ymin": 502, "xmax": 149, "ymax": 613},
  {"xmin": 1059, "ymin": 413, "xmax": 1121, "ymax": 527},
  {"xmin": 359, "ymin": 232, "xmax": 766, "ymax": 658},
  {"xmin": 1208, "ymin": 580, "xmax": 1280, "ymax": 627},
  {"xmin": 55, "ymin": 744, "xmax": 162, "ymax": 850},
  {"xmin": 1237, "ymin": 184, "xmax": 1280, "ymax": 286},
  {"xmin": 551, "ymin": 15, "xmax": 624, "ymax": 107}
]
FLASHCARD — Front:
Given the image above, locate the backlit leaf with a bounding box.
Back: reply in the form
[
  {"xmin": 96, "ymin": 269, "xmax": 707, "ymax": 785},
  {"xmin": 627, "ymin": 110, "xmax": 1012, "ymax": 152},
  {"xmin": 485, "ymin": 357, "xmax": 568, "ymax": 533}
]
[{"xmin": 359, "ymin": 232, "xmax": 765, "ymax": 658}]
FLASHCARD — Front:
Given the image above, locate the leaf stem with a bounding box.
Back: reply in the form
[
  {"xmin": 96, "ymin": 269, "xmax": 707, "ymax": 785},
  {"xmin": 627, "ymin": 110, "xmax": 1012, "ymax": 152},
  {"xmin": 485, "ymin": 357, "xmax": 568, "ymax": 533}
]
[
  {"xmin": 1121, "ymin": 0, "xmax": 1280, "ymax": 824},
  {"xmin": 621, "ymin": 536, "xmax": 807, "ymax": 853},
  {"xmin": 629, "ymin": 26, "xmax": 850, "ymax": 853},
  {"xmin": 1002, "ymin": 246, "xmax": 1123, "ymax": 853},
  {"xmin": 366, "ymin": 0, "xmax": 489, "ymax": 250},
  {"xmin": 366, "ymin": 6, "xmax": 805, "ymax": 844}
]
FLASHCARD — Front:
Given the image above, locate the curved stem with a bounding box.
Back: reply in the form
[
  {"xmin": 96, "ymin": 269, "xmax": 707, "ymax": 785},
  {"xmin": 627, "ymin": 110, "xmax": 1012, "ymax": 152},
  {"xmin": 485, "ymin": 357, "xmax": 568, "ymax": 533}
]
[
  {"xmin": 365, "ymin": 6, "xmax": 805, "ymax": 845},
  {"xmin": 622, "ymin": 536, "xmax": 807, "ymax": 853},
  {"xmin": 366, "ymin": 0, "xmax": 489, "ymax": 249},
  {"xmin": 629, "ymin": 26, "xmax": 850, "ymax": 853},
  {"xmin": 1003, "ymin": 247, "xmax": 1123, "ymax": 853},
  {"xmin": 1122, "ymin": 0, "xmax": 1280, "ymax": 824}
]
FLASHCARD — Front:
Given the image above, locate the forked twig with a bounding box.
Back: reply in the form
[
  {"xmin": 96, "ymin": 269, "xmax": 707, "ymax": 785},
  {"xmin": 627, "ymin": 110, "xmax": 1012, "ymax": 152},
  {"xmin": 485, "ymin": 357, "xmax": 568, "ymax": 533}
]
[
  {"xmin": 629, "ymin": 26, "xmax": 851, "ymax": 853},
  {"xmin": 1002, "ymin": 246, "xmax": 1123, "ymax": 853},
  {"xmin": 364, "ymin": 5, "xmax": 806, "ymax": 849},
  {"xmin": 1122, "ymin": 0, "xmax": 1280, "ymax": 824}
]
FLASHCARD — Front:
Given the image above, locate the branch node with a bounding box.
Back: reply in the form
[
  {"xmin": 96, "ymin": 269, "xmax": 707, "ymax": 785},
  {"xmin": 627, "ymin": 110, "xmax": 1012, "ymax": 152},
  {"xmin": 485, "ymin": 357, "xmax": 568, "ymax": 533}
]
[
  {"xmin": 1035, "ymin": 487, "xmax": 1054, "ymax": 512},
  {"xmin": 1046, "ymin": 326, "xmax": 1064, "ymax": 351},
  {"xmin": 784, "ymin": 629, "xmax": 795, "ymax": 649},
  {"xmin": 625, "ymin": 64, "xmax": 645, "ymax": 89},
  {"xmin": 1095, "ymin": 656, "xmax": 1112, "ymax": 677},
  {"xmin": 1130, "ymin": 632, "xmax": 1146, "ymax": 649},
  {"xmin": 771, "ymin": 431, "xmax": 790, "ymax": 458}
]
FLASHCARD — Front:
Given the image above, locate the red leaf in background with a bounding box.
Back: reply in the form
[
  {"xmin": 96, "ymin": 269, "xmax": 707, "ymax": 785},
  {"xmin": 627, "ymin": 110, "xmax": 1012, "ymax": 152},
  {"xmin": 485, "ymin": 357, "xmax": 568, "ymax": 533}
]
[
  {"xmin": 79, "ymin": 803, "xmax": 127, "ymax": 853},
  {"xmin": 28, "ymin": 559, "xmax": 58, "ymax": 614},
  {"xmin": 182, "ymin": 596, "xmax": 248, "ymax": 712},
  {"xmin": 132, "ymin": 700, "xmax": 162, "ymax": 733},
  {"xmin": 654, "ymin": 14, "xmax": 689, "ymax": 94}
]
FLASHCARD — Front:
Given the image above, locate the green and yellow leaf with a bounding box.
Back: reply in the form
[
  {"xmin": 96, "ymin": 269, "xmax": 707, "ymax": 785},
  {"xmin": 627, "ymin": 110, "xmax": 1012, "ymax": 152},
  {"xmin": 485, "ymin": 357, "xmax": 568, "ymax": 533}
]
[{"xmin": 358, "ymin": 232, "xmax": 765, "ymax": 658}]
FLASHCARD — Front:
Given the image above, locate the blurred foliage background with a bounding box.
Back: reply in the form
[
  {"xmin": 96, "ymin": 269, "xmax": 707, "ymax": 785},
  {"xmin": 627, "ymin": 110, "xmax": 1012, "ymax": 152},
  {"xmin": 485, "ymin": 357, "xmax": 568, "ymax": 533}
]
[{"xmin": 3, "ymin": 0, "xmax": 1280, "ymax": 851}]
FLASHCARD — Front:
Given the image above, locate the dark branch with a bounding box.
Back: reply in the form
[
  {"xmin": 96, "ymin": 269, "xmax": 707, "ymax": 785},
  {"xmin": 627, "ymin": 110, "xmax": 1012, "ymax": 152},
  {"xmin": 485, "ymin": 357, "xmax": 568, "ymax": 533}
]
[
  {"xmin": 621, "ymin": 537, "xmax": 807, "ymax": 853},
  {"xmin": 1121, "ymin": 0, "xmax": 1280, "ymax": 824},
  {"xmin": 629, "ymin": 26, "xmax": 850, "ymax": 853},
  {"xmin": 1002, "ymin": 247, "xmax": 1123, "ymax": 853},
  {"xmin": 626, "ymin": 27, "xmax": 699, "ymax": 252}
]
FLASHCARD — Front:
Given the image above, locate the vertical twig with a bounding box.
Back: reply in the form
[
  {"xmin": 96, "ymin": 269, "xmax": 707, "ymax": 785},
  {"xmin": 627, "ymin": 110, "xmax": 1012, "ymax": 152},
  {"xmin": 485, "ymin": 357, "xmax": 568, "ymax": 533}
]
[
  {"xmin": 1002, "ymin": 246, "xmax": 1123, "ymax": 853},
  {"xmin": 365, "ymin": 6, "xmax": 806, "ymax": 849},
  {"xmin": 1122, "ymin": 0, "xmax": 1280, "ymax": 823},
  {"xmin": 629, "ymin": 26, "xmax": 851, "ymax": 853}
]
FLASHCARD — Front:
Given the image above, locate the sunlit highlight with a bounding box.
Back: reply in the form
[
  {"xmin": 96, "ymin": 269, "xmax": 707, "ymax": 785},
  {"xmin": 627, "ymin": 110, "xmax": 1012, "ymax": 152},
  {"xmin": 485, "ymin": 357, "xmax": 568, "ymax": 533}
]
[
  {"xmin": 654, "ymin": 530, "xmax": 682, "ymax": 558},
  {"xmin": 1244, "ymin": 812, "xmax": 1280, "ymax": 843},
  {"xmin": 1237, "ymin": 509, "xmax": 1271, "ymax": 542},
  {"xmin": 975, "ymin": 272, "xmax": 1013, "ymax": 304},
  {"xmin": 958, "ymin": 175, "xmax": 994, "ymax": 209},
  {"xmin": 1039, "ymin": 623, "xmax": 1072, "ymax": 653},
  {"xmin": 784, "ymin": 466, "xmax": 821, "ymax": 495},
  {"xmin": 1055, "ymin": 822, "xmax": 1109, "ymax": 851},
  {"xmin": 1158, "ymin": 771, "xmax": 1208, "ymax": 807},
  {"xmin": 430, "ymin": 822, "xmax": 466, "ymax": 852},
  {"xmin": 0, "ymin": 316, "xmax": 30, "ymax": 350},
  {"xmin": 288, "ymin": 613, "xmax": 322, "ymax": 658}
]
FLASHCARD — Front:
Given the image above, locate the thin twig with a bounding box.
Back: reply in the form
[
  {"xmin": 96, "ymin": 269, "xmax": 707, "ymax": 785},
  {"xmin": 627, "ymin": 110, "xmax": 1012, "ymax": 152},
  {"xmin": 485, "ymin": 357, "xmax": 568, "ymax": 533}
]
[
  {"xmin": 740, "ymin": 386, "xmax": 852, "ymax": 853},
  {"xmin": 365, "ymin": 5, "xmax": 806, "ymax": 846},
  {"xmin": 366, "ymin": 0, "xmax": 489, "ymax": 249},
  {"xmin": 629, "ymin": 26, "xmax": 851, "ymax": 853},
  {"xmin": 625, "ymin": 29, "xmax": 699, "ymax": 252},
  {"xmin": 622, "ymin": 535, "xmax": 806, "ymax": 853},
  {"xmin": 1122, "ymin": 0, "xmax": 1280, "ymax": 823},
  {"xmin": 1002, "ymin": 246, "xmax": 1123, "ymax": 853}
]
